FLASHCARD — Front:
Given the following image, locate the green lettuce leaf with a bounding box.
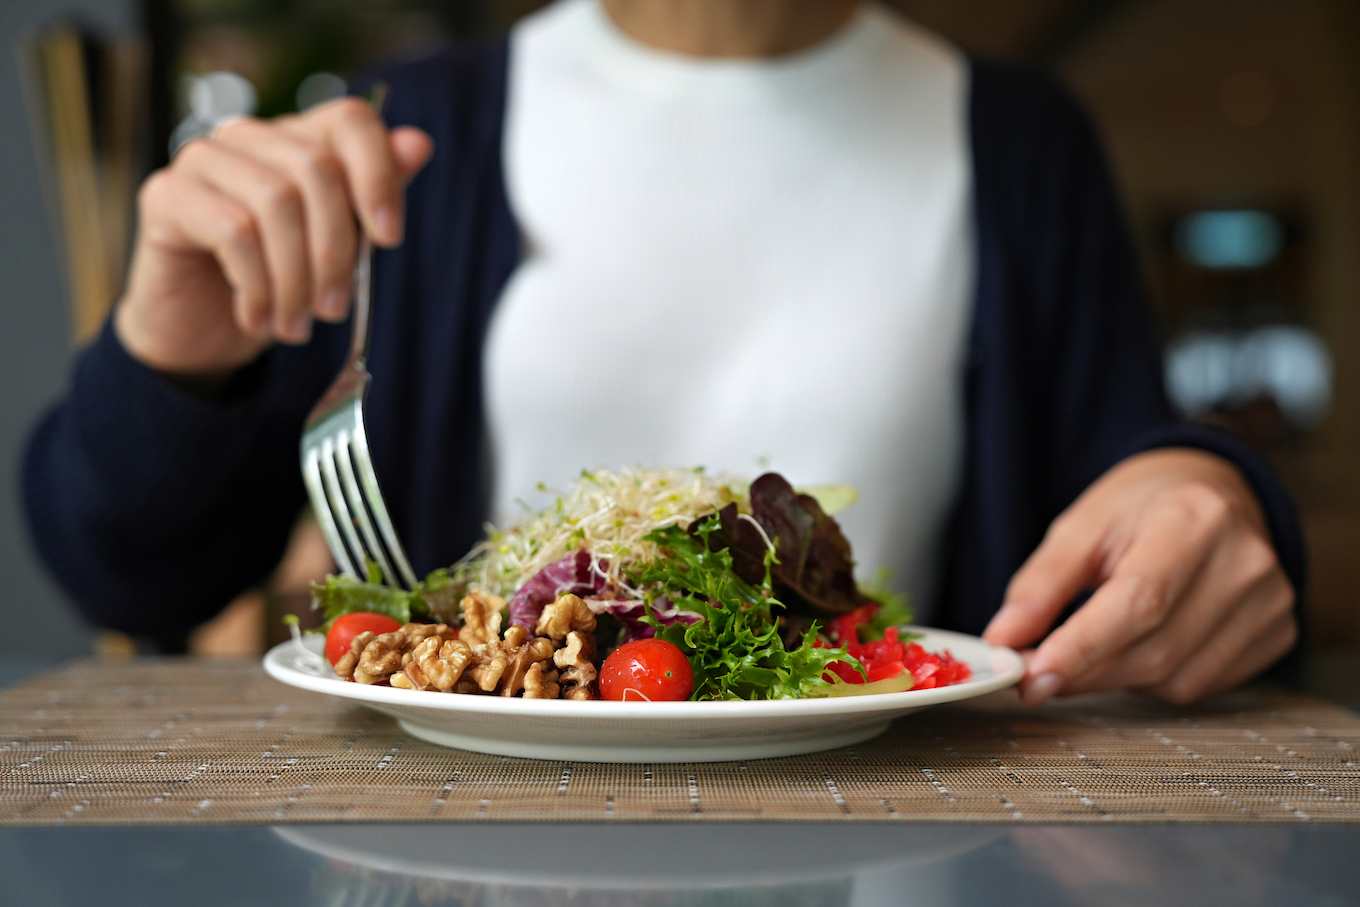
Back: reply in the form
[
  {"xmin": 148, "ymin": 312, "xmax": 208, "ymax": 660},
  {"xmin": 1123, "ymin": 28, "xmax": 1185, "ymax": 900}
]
[{"xmin": 309, "ymin": 566, "xmax": 465, "ymax": 630}]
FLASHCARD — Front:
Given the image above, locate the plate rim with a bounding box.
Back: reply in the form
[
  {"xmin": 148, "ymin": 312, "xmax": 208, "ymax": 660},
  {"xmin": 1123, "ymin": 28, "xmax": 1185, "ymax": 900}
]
[{"xmin": 262, "ymin": 625, "xmax": 1024, "ymax": 718}]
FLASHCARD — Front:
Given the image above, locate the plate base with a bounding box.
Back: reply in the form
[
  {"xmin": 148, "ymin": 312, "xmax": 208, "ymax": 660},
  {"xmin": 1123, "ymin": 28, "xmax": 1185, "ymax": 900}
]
[{"xmin": 397, "ymin": 718, "xmax": 893, "ymax": 763}]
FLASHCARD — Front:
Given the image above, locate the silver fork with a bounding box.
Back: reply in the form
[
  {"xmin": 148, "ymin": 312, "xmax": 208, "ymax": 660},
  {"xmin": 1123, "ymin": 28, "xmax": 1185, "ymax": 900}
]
[
  {"xmin": 298, "ymin": 86, "xmax": 416, "ymax": 589},
  {"xmin": 300, "ymin": 232, "xmax": 417, "ymax": 589}
]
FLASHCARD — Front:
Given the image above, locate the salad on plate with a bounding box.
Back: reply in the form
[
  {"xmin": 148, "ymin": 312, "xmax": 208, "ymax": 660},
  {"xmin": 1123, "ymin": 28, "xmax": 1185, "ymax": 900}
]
[{"xmin": 303, "ymin": 468, "xmax": 971, "ymax": 702}]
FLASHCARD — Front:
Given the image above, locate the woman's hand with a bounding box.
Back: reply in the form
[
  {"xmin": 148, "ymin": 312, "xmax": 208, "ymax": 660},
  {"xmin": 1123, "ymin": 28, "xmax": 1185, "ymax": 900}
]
[
  {"xmin": 983, "ymin": 448, "xmax": 1297, "ymax": 706},
  {"xmin": 114, "ymin": 98, "xmax": 433, "ymax": 382}
]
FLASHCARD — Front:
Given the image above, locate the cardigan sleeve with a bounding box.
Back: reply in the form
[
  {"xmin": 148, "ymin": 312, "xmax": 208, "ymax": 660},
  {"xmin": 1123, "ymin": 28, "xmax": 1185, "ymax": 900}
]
[
  {"xmin": 20, "ymin": 319, "xmax": 343, "ymax": 642},
  {"xmin": 19, "ymin": 39, "xmax": 515, "ymax": 644},
  {"xmin": 940, "ymin": 60, "xmax": 1306, "ymax": 657}
]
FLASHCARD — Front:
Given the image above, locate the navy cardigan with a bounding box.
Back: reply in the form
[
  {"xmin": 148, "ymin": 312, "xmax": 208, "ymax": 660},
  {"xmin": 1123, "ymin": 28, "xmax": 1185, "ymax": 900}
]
[{"xmin": 22, "ymin": 40, "xmax": 1306, "ymax": 651}]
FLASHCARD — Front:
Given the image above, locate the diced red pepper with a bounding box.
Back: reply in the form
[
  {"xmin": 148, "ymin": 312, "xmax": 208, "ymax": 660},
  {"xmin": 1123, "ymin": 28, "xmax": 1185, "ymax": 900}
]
[
  {"xmin": 825, "ymin": 660, "xmax": 863, "ymax": 684},
  {"xmin": 826, "ymin": 604, "xmax": 878, "ymax": 649},
  {"xmin": 820, "ymin": 606, "xmax": 971, "ymax": 689},
  {"xmin": 867, "ymin": 659, "xmax": 905, "ymax": 683}
]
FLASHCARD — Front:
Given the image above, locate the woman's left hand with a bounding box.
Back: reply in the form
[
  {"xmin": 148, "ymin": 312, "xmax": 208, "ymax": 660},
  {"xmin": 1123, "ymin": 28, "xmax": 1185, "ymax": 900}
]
[{"xmin": 982, "ymin": 448, "xmax": 1297, "ymax": 706}]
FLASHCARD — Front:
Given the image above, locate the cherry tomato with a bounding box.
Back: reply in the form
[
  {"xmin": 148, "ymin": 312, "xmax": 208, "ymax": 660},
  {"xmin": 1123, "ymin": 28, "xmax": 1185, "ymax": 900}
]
[
  {"xmin": 600, "ymin": 638, "xmax": 694, "ymax": 702},
  {"xmin": 325, "ymin": 612, "xmax": 403, "ymax": 665}
]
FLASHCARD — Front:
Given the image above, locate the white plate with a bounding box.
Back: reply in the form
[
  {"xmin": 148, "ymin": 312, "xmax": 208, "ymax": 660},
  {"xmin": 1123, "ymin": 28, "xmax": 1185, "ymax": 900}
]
[{"xmin": 263, "ymin": 627, "xmax": 1024, "ymax": 763}]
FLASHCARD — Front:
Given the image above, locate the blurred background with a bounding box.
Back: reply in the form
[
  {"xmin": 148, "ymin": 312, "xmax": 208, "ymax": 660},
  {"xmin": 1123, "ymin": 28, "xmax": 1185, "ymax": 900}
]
[{"xmin": 1, "ymin": 0, "xmax": 1357, "ymax": 670}]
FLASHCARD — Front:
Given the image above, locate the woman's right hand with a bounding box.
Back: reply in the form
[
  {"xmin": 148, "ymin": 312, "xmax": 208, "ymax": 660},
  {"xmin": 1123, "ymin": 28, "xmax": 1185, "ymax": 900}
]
[{"xmin": 114, "ymin": 97, "xmax": 433, "ymax": 383}]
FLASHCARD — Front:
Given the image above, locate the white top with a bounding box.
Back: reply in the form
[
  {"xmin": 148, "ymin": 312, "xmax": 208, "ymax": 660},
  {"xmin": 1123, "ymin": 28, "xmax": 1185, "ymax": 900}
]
[{"xmin": 484, "ymin": 0, "xmax": 973, "ymax": 618}]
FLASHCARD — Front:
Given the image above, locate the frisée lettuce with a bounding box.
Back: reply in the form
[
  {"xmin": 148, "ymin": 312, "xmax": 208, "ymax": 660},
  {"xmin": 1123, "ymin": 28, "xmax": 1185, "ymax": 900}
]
[{"xmin": 630, "ymin": 520, "xmax": 849, "ymax": 700}]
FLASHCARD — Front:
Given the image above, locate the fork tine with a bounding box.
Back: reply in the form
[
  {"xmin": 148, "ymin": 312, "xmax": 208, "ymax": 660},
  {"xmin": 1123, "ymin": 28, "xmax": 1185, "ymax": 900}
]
[
  {"xmin": 351, "ymin": 421, "xmax": 419, "ymax": 589},
  {"xmin": 303, "ymin": 445, "xmax": 359, "ymax": 580},
  {"xmin": 319, "ymin": 436, "xmax": 368, "ymax": 580},
  {"xmin": 334, "ymin": 427, "xmax": 400, "ymax": 588}
]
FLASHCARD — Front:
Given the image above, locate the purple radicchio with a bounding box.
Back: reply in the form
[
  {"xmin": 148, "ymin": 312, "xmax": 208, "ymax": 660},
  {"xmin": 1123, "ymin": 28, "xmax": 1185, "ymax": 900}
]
[{"xmin": 507, "ymin": 549, "xmax": 606, "ymax": 629}]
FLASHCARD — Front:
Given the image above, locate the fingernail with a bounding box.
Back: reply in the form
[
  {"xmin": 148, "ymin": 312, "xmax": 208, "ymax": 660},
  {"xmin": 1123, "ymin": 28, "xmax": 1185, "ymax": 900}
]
[
  {"xmin": 373, "ymin": 205, "xmax": 400, "ymax": 244},
  {"xmin": 319, "ymin": 286, "xmax": 348, "ymax": 319},
  {"xmin": 1022, "ymin": 672, "xmax": 1063, "ymax": 707},
  {"xmin": 287, "ymin": 313, "xmax": 312, "ymax": 343}
]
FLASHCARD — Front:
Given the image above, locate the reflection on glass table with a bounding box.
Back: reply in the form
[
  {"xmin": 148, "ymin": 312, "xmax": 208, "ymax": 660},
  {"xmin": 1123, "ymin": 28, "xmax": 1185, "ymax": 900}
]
[{"xmin": 3, "ymin": 822, "xmax": 1360, "ymax": 906}]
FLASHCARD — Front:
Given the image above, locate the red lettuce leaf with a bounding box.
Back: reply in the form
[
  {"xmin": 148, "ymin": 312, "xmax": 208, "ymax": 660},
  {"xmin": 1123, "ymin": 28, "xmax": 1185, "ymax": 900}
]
[
  {"xmin": 695, "ymin": 473, "xmax": 872, "ymax": 617},
  {"xmin": 694, "ymin": 502, "xmax": 768, "ymax": 586}
]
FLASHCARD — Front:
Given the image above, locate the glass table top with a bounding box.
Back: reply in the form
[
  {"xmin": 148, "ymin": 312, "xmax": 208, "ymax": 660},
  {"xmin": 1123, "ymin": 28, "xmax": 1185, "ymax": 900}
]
[{"xmin": 2, "ymin": 821, "xmax": 1359, "ymax": 906}]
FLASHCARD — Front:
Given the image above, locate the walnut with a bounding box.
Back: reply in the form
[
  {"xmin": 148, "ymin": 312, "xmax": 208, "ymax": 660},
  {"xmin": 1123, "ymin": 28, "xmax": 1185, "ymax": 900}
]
[
  {"xmin": 355, "ymin": 629, "xmax": 407, "ymax": 684},
  {"xmin": 395, "ymin": 625, "xmax": 453, "ymax": 681},
  {"xmin": 332, "ymin": 630, "xmax": 372, "ymax": 679},
  {"xmin": 393, "ymin": 645, "xmax": 434, "ymax": 691},
  {"xmin": 523, "ymin": 662, "xmax": 560, "ymax": 699},
  {"xmin": 466, "ymin": 644, "xmax": 508, "ymax": 692},
  {"xmin": 404, "ymin": 636, "xmax": 474, "ymax": 692},
  {"xmin": 405, "ymin": 623, "xmax": 456, "ymax": 647},
  {"xmin": 331, "ymin": 596, "xmax": 595, "ymax": 701},
  {"xmin": 553, "ymin": 630, "xmax": 599, "ymax": 700},
  {"xmin": 500, "ymin": 634, "xmax": 557, "ymax": 698},
  {"xmin": 503, "ymin": 624, "xmax": 529, "ymax": 650},
  {"xmin": 535, "ymin": 593, "xmax": 597, "ymax": 641},
  {"xmin": 561, "ymin": 683, "xmax": 598, "ymax": 700},
  {"xmin": 459, "ymin": 591, "xmax": 505, "ymax": 646},
  {"xmin": 410, "ymin": 625, "xmax": 459, "ymax": 644}
]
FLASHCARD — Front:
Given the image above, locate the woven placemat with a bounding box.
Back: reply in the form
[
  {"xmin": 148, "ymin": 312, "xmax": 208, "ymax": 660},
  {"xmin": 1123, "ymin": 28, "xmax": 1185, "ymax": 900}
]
[{"xmin": 1, "ymin": 659, "xmax": 1357, "ymax": 826}]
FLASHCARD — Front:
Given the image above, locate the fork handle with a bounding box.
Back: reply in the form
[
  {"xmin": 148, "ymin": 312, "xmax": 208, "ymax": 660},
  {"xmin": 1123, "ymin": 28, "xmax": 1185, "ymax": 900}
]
[{"xmin": 349, "ymin": 235, "xmax": 374, "ymax": 365}]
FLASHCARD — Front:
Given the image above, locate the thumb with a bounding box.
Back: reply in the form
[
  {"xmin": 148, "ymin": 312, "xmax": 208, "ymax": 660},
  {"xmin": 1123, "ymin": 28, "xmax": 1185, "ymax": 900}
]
[
  {"xmin": 389, "ymin": 127, "xmax": 433, "ymax": 183},
  {"xmin": 983, "ymin": 511, "xmax": 1106, "ymax": 650}
]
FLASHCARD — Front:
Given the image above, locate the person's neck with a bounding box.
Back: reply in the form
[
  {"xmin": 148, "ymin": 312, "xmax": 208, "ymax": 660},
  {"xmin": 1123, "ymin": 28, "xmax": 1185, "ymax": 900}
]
[{"xmin": 600, "ymin": 0, "xmax": 859, "ymax": 58}]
